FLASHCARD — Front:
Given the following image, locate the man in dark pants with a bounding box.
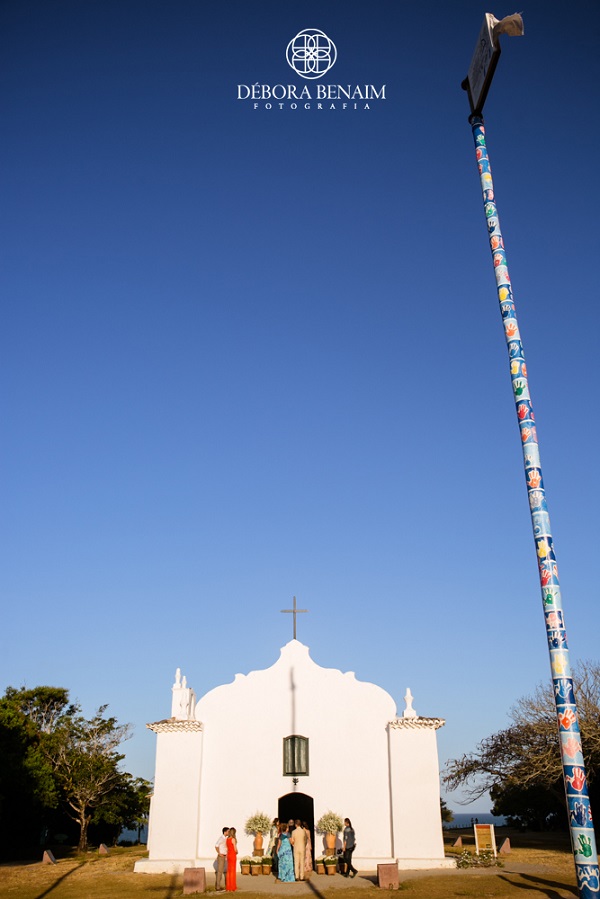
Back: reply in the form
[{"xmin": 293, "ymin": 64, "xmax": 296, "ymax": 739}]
[{"xmin": 342, "ymin": 818, "xmax": 357, "ymax": 878}]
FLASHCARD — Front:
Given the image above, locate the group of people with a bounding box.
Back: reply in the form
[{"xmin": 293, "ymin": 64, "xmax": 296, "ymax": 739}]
[
  {"xmin": 268, "ymin": 818, "xmax": 313, "ymax": 882},
  {"xmin": 269, "ymin": 816, "xmax": 357, "ymax": 883},
  {"xmin": 214, "ymin": 816, "xmax": 357, "ymax": 890}
]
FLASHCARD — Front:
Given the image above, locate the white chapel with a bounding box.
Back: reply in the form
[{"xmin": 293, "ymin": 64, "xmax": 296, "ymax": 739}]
[{"xmin": 135, "ymin": 639, "xmax": 452, "ymax": 874}]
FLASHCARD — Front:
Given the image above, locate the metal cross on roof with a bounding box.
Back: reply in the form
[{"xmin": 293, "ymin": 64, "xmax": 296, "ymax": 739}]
[{"xmin": 280, "ymin": 595, "xmax": 308, "ymax": 640}]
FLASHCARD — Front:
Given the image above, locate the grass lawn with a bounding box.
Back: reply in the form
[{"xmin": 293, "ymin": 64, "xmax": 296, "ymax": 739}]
[{"xmin": 0, "ymin": 831, "xmax": 579, "ymax": 899}]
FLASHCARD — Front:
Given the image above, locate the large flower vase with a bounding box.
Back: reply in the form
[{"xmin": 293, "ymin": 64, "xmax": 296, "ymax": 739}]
[{"xmin": 253, "ymin": 834, "xmax": 264, "ymax": 855}]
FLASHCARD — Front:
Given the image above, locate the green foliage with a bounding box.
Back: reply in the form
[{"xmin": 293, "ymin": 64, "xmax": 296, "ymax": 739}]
[
  {"xmin": 46, "ymin": 704, "xmax": 132, "ymax": 852},
  {"xmin": 93, "ymin": 774, "xmax": 151, "ymax": 841},
  {"xmin": 443, "ymin": 660, "xmax": 600, "ymax": 830},
  {"xmin": 440, "ymin": 799, "xmax": 454, "ymax": 823},
  {"xmin": 490, "ymin": 781, "xmax": 565, "ymax": 831},
  {"xmin": 0, "ymin": 686, "xmax": 71, "ymax": 857},
  {"xmin": 0, "ymin": 685, "xmax": 139, "ymax": 858}
]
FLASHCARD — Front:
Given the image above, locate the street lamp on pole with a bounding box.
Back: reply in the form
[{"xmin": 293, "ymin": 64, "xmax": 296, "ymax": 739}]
[{"xmin": 463, "ymin": 14, "xmax": 599, "ymax": 899}]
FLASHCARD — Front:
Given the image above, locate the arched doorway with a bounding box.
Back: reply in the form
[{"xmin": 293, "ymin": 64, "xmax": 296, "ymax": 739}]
[{"xmin": 278, "ymin": 792, "xmax": 314, "ymax": 861}]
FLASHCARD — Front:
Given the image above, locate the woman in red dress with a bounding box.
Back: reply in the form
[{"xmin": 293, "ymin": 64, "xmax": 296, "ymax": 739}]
[{"xmin": 225, "ymin": 827, "xmax": 238, "ymax": 891}]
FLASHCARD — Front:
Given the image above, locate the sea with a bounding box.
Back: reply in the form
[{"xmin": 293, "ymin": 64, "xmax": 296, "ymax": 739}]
[
  {"xmin": 119, "ymin": 825, "xmax": 148, "ymax": 843},
  {"xmin": 444, "ymin": 812, "xmax": 506, "ymax": 829}
]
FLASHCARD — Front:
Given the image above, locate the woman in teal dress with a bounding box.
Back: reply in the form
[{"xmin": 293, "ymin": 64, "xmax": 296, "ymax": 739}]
[{"xmin": 277, "ymin": 824, "xmax": 295, "ymax": 882}]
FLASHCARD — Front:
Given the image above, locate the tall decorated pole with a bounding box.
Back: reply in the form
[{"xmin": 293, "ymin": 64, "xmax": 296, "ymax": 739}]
[{"xmin": 463, "ymin": 15, "xmax": 599, "ymax": 899}]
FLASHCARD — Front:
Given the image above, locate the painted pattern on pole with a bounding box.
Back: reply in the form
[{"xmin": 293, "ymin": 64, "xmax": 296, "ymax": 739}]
[{"xmin": 469, "ymin": 113, "xmax": 599, "ymax": 898}]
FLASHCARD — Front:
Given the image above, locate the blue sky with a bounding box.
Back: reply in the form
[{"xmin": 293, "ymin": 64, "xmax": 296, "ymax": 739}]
[{"xmin": 2, "ymin": 0, "xmax": 599, "ymax": 812}]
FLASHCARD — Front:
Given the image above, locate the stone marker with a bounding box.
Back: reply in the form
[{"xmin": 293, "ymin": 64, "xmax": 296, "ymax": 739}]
[
  {"xmin": 452, "ymin": 836, "xmax": 463, "ymax": 847},
  {"xmin": 183, "ymin": 867, "xmax": 206, "ymax": 894},
  {"xmin": 98, "ymin": 843, "xmax": 110, "ymax": 855},
  {"xmin": 377, "ymin": 863, "xmax": 399, "ymax": 890},
  {"xmin": 499, "ymin": 837, "xmax": 511, "ymax": 855},
  {"xmin": 42, "ymin": 850, "xmax": 57, "ymax": 865}
]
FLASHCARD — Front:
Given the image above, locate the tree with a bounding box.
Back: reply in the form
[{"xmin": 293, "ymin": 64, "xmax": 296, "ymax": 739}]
[
  {"xmin": 0, "ymin": 687, "xmax": 71, "ymax": 857},
  {"xmin": 91, "ymin": 774, "xmax": 152, "ymax": 845},
  {"xmin": 443, "ymin": 661, "xmax": 600, "ymax": 829},
  {"xmin": 0, "ymin": 685, "xmax": 144, "ymax": 856},
  {"xmin": 489, "ymin": 781, "xmax": 565, "ymax": 831},
  {"xmin": 46, "ymin": 705, "xmax": 132, "ymax": 852},
  {"xmin": 440, "ymin": 798, "xmax": 454, "ymax": 824}
]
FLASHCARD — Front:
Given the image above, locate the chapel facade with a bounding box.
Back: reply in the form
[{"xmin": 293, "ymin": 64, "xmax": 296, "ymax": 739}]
[{"xmin": 135, "ymin": 640, "xmax": 451, "ymax": 873}]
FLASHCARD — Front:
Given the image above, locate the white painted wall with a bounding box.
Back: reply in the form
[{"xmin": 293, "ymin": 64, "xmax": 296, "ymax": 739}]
[
  {"xmin": 147, "ymin": 727, "xmax": 203, "ymax": 864},
  {"xmin": 192, "ymin": 640, "xmax": 397, "ymax": 862},
  {"xmin": 388, "ymin": 721, "xmax": 447, "ymax": 866},
  {"xmin": 136, "ymin": 641, "xmax": 450, "ymax": 874}
]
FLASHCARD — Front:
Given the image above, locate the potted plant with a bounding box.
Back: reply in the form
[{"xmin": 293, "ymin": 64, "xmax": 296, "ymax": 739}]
[
  {"xmin": 261, "ymin": 855, "xmax": 273, "ymax": 875},
  {"xmin": 249, "ymin": 857, "xmax": 263, "ymax": 875},
  {"xmin": 240, "ymin": 857, "xmax": 252, "ymax": 875},
  {"xmin": 315, "ymin": 857, "xmax": 326, "ymax": 875},
  {"xmin": 316, "ymin": 811, "xmax": 343, "ymax": 853},
  {"xmin": 245, "ymin": 812, "xmax": 272, "ymax": 856},
  {"xmin": 324, "ymin": 855, "xmax": 338, "ymax": 875}
]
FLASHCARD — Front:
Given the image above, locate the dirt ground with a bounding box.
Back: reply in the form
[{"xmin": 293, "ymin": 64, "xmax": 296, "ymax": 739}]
[{"xmin": 0, "ymin": 831, "xmax": 580, "ymax": 899}]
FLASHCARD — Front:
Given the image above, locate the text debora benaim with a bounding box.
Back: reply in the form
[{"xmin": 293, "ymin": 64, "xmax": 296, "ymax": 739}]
[{"xmin": 237, "ymin": 83, "xmax": 386, "ymax": 101}]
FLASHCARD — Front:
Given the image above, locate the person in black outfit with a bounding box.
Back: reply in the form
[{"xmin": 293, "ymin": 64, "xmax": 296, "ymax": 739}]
[{"xmin": 342, "ymin": 818, "xmax": 357, "ymax": 878}]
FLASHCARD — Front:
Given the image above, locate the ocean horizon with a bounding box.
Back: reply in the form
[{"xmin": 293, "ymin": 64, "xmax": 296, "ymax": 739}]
[{"xmin": 445, "ymin": 812, "xmax": 507, "ymax": 829}]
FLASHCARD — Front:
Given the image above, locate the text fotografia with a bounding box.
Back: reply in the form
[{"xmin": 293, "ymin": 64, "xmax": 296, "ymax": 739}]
[{"xmin": 237, "ymin": 83, "xmax": 386, "ymax": 110}]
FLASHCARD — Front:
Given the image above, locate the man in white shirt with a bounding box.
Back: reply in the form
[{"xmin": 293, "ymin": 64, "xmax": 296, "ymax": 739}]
[{"xmin": 215, "ymin": 826, "xmax": 230, "ymax": 891}]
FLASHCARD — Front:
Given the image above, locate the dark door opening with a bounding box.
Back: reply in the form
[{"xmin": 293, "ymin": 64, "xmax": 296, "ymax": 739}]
[{"xmin": 278, "ymin": 792, "xmax": 315, "ymax": 861}]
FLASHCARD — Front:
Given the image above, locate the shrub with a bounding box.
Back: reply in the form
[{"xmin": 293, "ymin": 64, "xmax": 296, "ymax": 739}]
[{"xmin": 456, "ymin": 849, "xmax": 502, "ymax": 868}]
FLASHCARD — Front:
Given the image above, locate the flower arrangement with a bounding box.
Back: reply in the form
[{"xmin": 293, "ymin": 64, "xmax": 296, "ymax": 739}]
[
  {"xmin": 316, "ymin": 812, "xmax": 344, "ymax": 834},
  {"xmin": 323, "ymin": 856, "xmax": 338, "ymax": 866},
  {"xmin": 456, "ymin": 849, "xmax": 501, "ymax": 868},
  {"xmin": 261, "ymin": 856, "xmax": 273, "ymax": 866},
  {"xmin": 239, "ymin": 857, "xmax": 253, "ymax": 865},
  {"xmin": 244, "ymin": 812, "xmax": 272, "ymax": 835},
  {"xmin": 249, "ymin": 857, "xmax": 264, "ymax": 867}
]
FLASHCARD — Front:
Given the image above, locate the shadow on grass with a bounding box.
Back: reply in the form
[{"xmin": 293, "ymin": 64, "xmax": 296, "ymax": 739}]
[
  {"xmin": 306, "ymin": 876, "xmax": 331, "ymax": 899},
  {"xmin": 304, "ymin": 873, "xmax": 377, "ymax": 895},
  {"xmin": 33, "ymin": 862, "xmax": 85, "ymax": 899},
  {"xmin": 497, "ymin": 872, "xmax": 578, "ymax": 898},
  {"xmin": 142, "ymin": 872, "xmax": 181, "ymax": 898}
]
